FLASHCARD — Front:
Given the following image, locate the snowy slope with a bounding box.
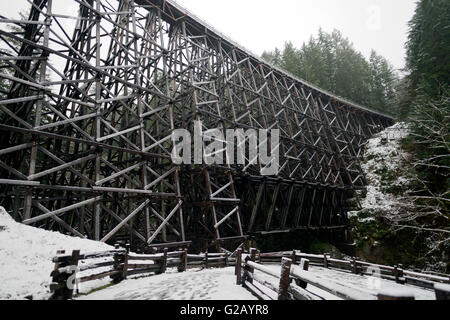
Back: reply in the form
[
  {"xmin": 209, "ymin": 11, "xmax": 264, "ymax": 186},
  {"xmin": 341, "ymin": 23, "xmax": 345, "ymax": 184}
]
[
  {"xmin": 349, "ymin": 122, "xmax": 412, "ymax": 220},
  {"xmin": 0, "ymin": 206, "xmax": 113, "ymax": 300}
]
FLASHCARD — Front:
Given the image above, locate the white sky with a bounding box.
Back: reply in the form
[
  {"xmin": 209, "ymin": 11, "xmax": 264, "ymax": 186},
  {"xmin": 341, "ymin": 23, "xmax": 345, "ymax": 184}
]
[{"xmin": 1, "ymin": 0, "xmax": 417, "ymax": 70}]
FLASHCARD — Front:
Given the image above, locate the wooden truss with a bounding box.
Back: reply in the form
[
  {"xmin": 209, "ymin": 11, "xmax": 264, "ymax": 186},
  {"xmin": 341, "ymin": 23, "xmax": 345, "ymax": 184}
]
[{"xmin": 0, "ymin": 0, "xmax": 393, "ymax": 251}]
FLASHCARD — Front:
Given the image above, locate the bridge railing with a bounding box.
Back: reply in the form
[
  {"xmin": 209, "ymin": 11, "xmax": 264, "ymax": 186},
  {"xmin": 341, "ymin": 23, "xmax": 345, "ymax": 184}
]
[
  {"xmin": 49, "ymin": 244, "xmax": 231, "ymax": 300},
  {"xmin": 236, "ymin": 248, "xmax": 450, "ymax": 301}
]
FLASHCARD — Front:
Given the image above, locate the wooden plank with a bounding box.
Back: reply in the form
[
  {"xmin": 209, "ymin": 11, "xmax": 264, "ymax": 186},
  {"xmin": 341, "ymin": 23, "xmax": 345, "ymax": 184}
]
[
  {"xmin": 236, "ymin": 248, "xmax": 242, "ymax": 284},
  {"xmin": 290, "ymin": 267, "xmax": 374, "ymax": 300},
  {"xmin": 248, "ymin": 182, "xmax": 265, "ymax": 231},
  {"xmin": 265, "ymin": 184, "xmax": 280, "ymax": 231},
  {"xmin": 278, "ymin": 258, "xmax": 293, "ymax": 300},
  {"xmin": 24, "ymin": 197, "xmax": 102, "ymax": 225},
  {"xmin": 126, "ymin": 263, "xmax": 161, "ymax": 270},
  {"xmin": 244, "ymin": 281, "xmax": 273, "ymax": 300},
  {"xmin": 101, "ymin": 199, "xmax": 151, "ymax": 242},
  {"xmin": 289, "ymin": 283, "xmax": 323, "ymax": 301},
  {"xmin": 79, "ymin": 270, "xmax": 120, "ymax": 283}
]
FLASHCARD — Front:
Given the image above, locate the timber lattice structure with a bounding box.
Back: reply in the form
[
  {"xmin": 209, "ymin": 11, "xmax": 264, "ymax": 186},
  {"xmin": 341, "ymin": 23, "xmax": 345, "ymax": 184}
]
[{"xmin": 0, "ymin": 0, "xmax": 393, "ymax": 252}]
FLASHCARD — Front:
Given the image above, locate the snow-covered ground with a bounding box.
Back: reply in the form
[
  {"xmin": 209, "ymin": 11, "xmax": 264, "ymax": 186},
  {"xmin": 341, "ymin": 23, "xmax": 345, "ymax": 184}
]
[
  {"xmin": 0, "ymin": 206, "xmax": 113, "ymax": 300},
  {"xmin": 74, "ymin": 263, "xmax": 436, "ymax": 300},
  {"xmin": 0, "ymin": 205, "xmax": 438, "ymax": 301},
  {"xmin": 77, "ymin": 267, "xmax": 256, "ymax": 300},
  {"xmin": 0, "ymin": 205, "xmax": 255, "ymax": 300},
  {"xmin": 349, "ymin": 122, "xmax": 412, "ymax": 220}
]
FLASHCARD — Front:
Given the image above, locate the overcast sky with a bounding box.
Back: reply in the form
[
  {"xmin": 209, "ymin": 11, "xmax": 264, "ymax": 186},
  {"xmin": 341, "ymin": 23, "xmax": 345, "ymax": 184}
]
[{"xmin": 2, "ymin": 0, "xmax": 417, "ymax": 70}]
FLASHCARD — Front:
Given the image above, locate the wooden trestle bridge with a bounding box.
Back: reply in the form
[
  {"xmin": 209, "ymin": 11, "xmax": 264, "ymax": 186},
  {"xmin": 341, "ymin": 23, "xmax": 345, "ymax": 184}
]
[{"xmin": 0, "ymin": 0, "xmax": 393, "ymax": 252}]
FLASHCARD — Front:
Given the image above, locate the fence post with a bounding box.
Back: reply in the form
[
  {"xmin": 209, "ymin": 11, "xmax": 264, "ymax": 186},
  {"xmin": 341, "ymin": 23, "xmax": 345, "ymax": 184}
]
[
  {"xmin": 49, "ymin": 249, "xmax": 65, "ymax": 300},
  {"xmin": 250, "ymin": 248, "xmax": 256, "ymax": 261},
  {"xmin": 111, "ymin": 244, "xmax": 126, "ymax": 283},
  {"xmin": 159, "ymin": 247, "xmax": 168, "ymax": 274},
  {"xmin": 295, "ymin": 258, "xmax": 309, "ymax": 289},
  {"xmin": 243, "ymin": 248, "xmax": 257, "ymax": 285},
  {"xmin": 278, "ymin": 257, "xmax": 292, "ymax": 300},
  {"xmin": 324, "ymin": 253, "xmax": 328, "ymax": 268},
  {"xmin": 224, "ymin": 252, "xmax": 229, "ymax": 267},
  {"xmin": 236, "ymin": 248, "xmax": 242, "ymax": 285},
  {"xmin": 205, "ymin": 250, "xmax": 209, "ymax": 269},
  {"xmin": 257, "ymin": 250, "xmax": 262, "ymax": 264},
  {"xmin": 291, "ymin": 250, "xmax": 297, "ymax": 265},
  {"xmin": 352, "ymin": 257, "xmax": 358, "ymax": 274},
  {"xmin": 122, "ymin": 243, "xmax": 130, "ymax": 280},
  {"xmin": 183, "ymin": 248, "xmax": 188, "ymax": 271},
  {"xmin": 50, "ymin": 249, "xmax": 80, "ymax": 300},
  {"xmin": 394, "ymin": 264, "xmax": 405, "ymax": 284},
  {"xmin": 178, "ymin": 249, "xmax": 187, "ymax": 272},
  {"xmin": 68, "ymin": 250, "xmax": 80, "ymax": 299}
]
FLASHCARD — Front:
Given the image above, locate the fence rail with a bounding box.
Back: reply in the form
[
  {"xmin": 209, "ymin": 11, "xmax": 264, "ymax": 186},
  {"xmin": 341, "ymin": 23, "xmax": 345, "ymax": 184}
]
[{"xmin": 236, "ymin": 249, "xmax": 450, "ymax": 301}]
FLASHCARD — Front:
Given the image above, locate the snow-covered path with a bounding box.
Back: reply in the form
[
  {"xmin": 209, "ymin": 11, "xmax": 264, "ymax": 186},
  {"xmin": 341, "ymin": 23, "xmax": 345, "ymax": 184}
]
[{"xmin": 76, "ymin": 267, "xmax": 256, "ymax": 300}]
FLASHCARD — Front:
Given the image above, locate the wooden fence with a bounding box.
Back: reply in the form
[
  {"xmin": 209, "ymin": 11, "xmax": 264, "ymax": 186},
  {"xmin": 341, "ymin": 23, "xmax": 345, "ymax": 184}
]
[
  {"xmin": 49, "ymin": 245, "xmax": 450, "ymax": 300},
  {"xmin": 235, "ymin": 249, "xmax": 450, "ymax": 301},
  {"xmin": 49, "ymin": 244, "xmax": 232, "ymax": 300}
]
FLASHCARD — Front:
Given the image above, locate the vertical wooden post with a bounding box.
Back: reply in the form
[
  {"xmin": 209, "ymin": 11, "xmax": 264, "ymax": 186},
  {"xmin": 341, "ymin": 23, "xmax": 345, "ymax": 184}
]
[
  {"xmin": 183, "ymin": 248, "xmax": 188, "ymax": 271},
  {"xmin": 177, "ymin": 249, "xmax": 187, "ymax": 272},
  {"xmin": 50, "ymin": 250, "xmax": 64, "ymax": 300},
  {"xmin": 291, "ymin": 250, "xmax": 297, "ymax": 265},
  {"xmin": 244, "ymin": 248, "xmax": 257, "ymax": 285},
  {"xmin": 205, "ymin": 250, "xmax": 209, "ymax": 269},
  {"xmin": 323, "ymin": 253, "xmax": 328, "ymax": 269},
  {"xmin": 278, "ymin": 257, "xmax": 292, "ymax": 300},
  {"xmin": 249, "ymin": 248, "xmax": 256, "ymax": 274},
  {"xmin": 224, "ymin": 252, "xmax": 229, "ymax": 267},
  {"xmin": 250, "ymin": 248, "xmax": 256, "ymax": 262},
  {"xmin": 295, "ymin": 258, "xmax": 309, "ymax": 289},
  {"xmin": 257, "ymin": 250, "xmax": 262, "ymax": 264},
  {"xmin": 111, "ymin": 244, "xmax": 125, "ymax": 283},
  {"xmin": 236, "ymin": 248, "xmax": 242, "ymax": 285},
  {"xmin": 393, "ymin": 264, "xmax": 405, "ymax": 284},
  {"xmin": 352, "ymin": 257, "xmax": 358, "ymax": 274},
  {"xmin": 160, "ymin": 248, "xmax": 168, "ymax": 274},
  {"xmin": 393, "ymin": 265, "xmax": 399, "ymax": 282},
  {"xmin": 122, "ymin": 243, "xmax": 130, "ymax": 280},
  {"xmin": 67, "ymin": 250, "xmax": 80, "ymax": 299},
  {"xmin": 50, "ymin": 250, "xmax": 80, "ymax": 300}
]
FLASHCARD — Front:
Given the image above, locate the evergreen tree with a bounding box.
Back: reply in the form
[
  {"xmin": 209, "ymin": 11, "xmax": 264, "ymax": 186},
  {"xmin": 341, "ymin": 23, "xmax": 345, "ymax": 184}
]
[
  {"xmin": 368, "ymin": 50, "xmax": 399, "ymax": 115},
  {"xmin": 406, "ymin": 0, "xmax": 450, "ymax": 100},
  {"xmin": 261, "ymin": 29, "xmax": 398, "ymax": 115}
]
